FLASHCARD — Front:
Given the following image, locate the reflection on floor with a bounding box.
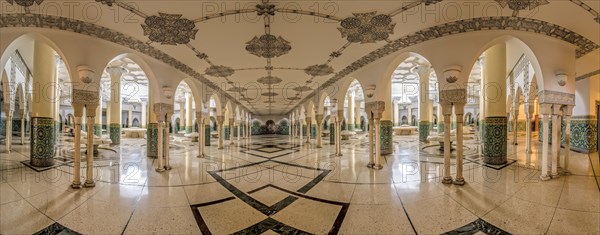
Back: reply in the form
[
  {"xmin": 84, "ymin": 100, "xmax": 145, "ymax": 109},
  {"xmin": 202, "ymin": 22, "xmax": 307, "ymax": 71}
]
[{"xmin": 1, "ymin": 131, "xmax": 599, "ymax": 234}]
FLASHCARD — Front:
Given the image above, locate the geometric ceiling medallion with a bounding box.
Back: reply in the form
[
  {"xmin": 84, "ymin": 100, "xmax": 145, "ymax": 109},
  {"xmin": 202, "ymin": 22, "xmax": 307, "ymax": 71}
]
[
  {"xmin": 287, "ymin": 97, "xmax": 301, "ymax": 101},
  {"xmin": 227, "ymin": 87, "xmax": 248, "ymax": 92},
  {"xmin": 304, "ymin": 64, "xmax": 334, "ymax": 76},
  {"xmin": 292, "ymin": 86, "xmax": 312, "ymax": 92},
  {"xmin": 257, "ymin": 76, "xmax": 283, "ymax": 85},
  {"xmin": 264, "ymin": 100, "xmax": 277, "ymax": 103},
  {"xmin": 205, "ymin": 65, "xmax": 235, "ymax": 77},
  {"xmin": 6, "ymin": 0, "xmax": 43, "ymax": 7},
  {"xmin": 338, "ymin": 11, "xmax": 395, "ymax": 44},
  {"xmin": 245, "ymin": 34, "xmax": 292, "ymax": 58},
  {"xmin": 261, "ymin": 92, "xmax": 278, "ymax": 97},
  {"xmin": 142, "ymin": 13, "xmax": 198, "ymax": 45},
  {"xmin": 494, "ymin": 0, "xmax": 550, "ymax": 17},
  {"xmin": 95, "ymin": 0, "xmax": 116, "ymax": 6}
]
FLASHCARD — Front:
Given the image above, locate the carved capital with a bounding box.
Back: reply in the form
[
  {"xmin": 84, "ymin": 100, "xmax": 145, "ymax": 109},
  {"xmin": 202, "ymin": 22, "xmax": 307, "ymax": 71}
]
[
  {"xmin": 365, "ymin": 101, "xmax": 385, "ymax": 119},
  {"xmin": 561, "ymin": 105, "xmax": 574, "ymax": 117},
  {"xmin": 153, "ymin": 103, "xmax": 174, "ymax": 115},
  {"xmin": 538, "ymin": 90, "xmax": 575, "ymax": 106},
  {"xmin": 71, "ymin": 89, "xmax": 99, "ymax": 106},
  {"xmin": 439, "ymin": 89, "xmax": 466, "ymax": 105}
]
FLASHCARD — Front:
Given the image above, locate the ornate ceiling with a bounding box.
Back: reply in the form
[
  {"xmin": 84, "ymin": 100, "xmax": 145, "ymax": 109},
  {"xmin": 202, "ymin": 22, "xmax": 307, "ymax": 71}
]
[{"xmin": 2, "ymin": 0, "xmax": 599, "ymax": 115}]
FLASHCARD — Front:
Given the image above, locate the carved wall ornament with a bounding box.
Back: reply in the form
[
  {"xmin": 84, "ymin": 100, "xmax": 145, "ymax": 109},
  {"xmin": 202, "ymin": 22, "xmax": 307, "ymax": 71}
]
[
  {"xmin": 338, "ymin": 11, "xmax": 395, "ymax": 43},
  {"xmin": 495, "ymin": 0, "xmax": 550, "ymax": 16},
  {"xmin": 555, "ymin": 71, "xmax": 568, "ymax": 86},
  {"xmin": 77, "ymin": 65, "xmax": 96, "ymax": 84},
  {"xmin": 257, "ymin": 76, "xmax": 283, "ymax": 85},
  {"xmin": 142, "ymin": 13, "xmax": 198, "ymax": 45},
  {"xmin": 287, "ymin": 97, "xmax": 301, "ymax": 101},
  {"xmin": 304, "ymin": 64, "xmax": 334, "ymax": 76},
  {"xmin": 95, "ymin": 0, "xmax": 116, "ymax": 6},
  {"xmin": 205, "ymin": 65, "xmax": 235, "ymax": 77},
  {"xmin": 443, "ymin": 66, "xmax": 462, "ymax": 84},
  {"xmin": 256, "ymin": 2, "xmax": 276, "ymax": 16},
  {"xmin": 537, "ymin": 90, "xmax": 575, "ymax": 106},
  {"xmin": 245, "ymin": 34, "xmax": 292, "ymax": 58},
  {"xmin": 227, "ymin": 87, "xmax": 248, "ymax": 92},
  {"xmin": 71, "ymin": 89, "xmax": 99, "ymax": 106}
]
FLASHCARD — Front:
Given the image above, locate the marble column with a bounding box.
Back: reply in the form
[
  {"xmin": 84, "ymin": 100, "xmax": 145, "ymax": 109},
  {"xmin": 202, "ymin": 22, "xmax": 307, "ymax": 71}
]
[
  {"xmin": 71, "ymin": 105, "xmax": 83, "ymax": 189},
  {"xmin": 30, "ymin": 41, "xmax": 56, "ymax": 166},
  {"xmin": 539, "ymin": 103, "xmax": 552, "ymax": 181},
  {"xmin": 196, "ymin": 112, "xmax": 205, "ymax": 158},
  {"xmin": 561, "ymin": 105, "xmax": 573, "ymax": 175},
  {"xmin": 186, "ymin": 93, "xmax": 193, "ymax": 133},
  {"xmin": 147, "ymin": 95, "xmax": 159, "ymax": 158},
  {"xmin": 374, "ymin": 117, "xmax": 382, "ymax": 169},
  {"xmin": 141, "ymin": 101, "xmax": 147, "ymax": 128},
  {"xmin": 336, "ymin": 110, "xmax": 343, "ymax": 156},
  {"xmin": 417, "ymin": 66, "xmax": 432, "ymax": 142},
  {"xmin": 551, "ymin": 104, "xmax": 562, "ymax": 178},
  {"xmin": 237, "ymin": 120, "xmax": 241, "ymax": 143},
  {"xmin": 94, "ymin": 99, "xmax": 103, "ymax": 136},
  {"xmin": 20, "ymin": 112, "xmax": 25, "ymax": 145},
  {"xmin": 128, "ymin": 109, "xmax": 133, "ymax": 128},
  {"xmin": 367, "ymin": 117, "xmax": 375, "ymax": 168},
  {"xmin": 442, "ymin": 103, "xmax": 453, "ymax": 184},
  {"xmin": 204, "ymin": 116, "xmax": 211, "ymax": 147},
  {"xmin": 348, "ymin": 93, "xmax": 355, "ymax": 131},
  {"xmin": 524, "ymin": 103, "xmax": 533, "ymax": 154},
  {"xmin": 164, "ymin": 113, "xmax": 172, "ymax": 170},
  {"xmin": 512, "ymin": 103, "xmax": 519, "ymax": 145},
  {"xmin": 217, "ymin": 115, "xmax": 224, "ymax": 149},
  {"xmin": 229, "ymin": 118, "xmax": 234, "ymax": 145},
  {"xmin": 437, "ymin": 104, "xmax": 443, "ymax": 133},
  {"xmin": 179, "ymin": 101, "xmax": 185, "ymax": 132},
  {"xmin": 305, "ymin": 117, "xmax": 311, "ymax": 144},
  {"xmin": 85, "ymin": 105, "xmax": 97, "ymax": 187},
  {"xmin": 5, "ymin": 110, "xmax": 12, "ymax": 153},
  {"xmin": 454, "ymin": 103, "xmax": 465, "ymax": 185},
  {"xmin": 393, "ymin": 100, "xmax": 399, "ymax": 126},
  {"xmin": 299, "ymin": 117, "xmax": 304, "ymax": 143},
  {"xmin": 482, "ymin": 43, "xmax": 507, "ymax": 165},
  {"xmin": 107, "ymin": 67, "xmax": 124, "ymax": 145},
  {"xmin": 248, "ymin": 114, "xmax": 252, "ymax": 138},
  {"xmin": 155, "ymin": 114, "xmax": 165, "ymax": 172},
  {"xmin": 316, "ymin": 114, "xmax": 323, "ymax": 148}
]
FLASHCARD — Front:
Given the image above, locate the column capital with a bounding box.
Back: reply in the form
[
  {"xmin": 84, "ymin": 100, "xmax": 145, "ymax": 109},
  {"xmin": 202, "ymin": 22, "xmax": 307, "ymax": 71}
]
[
  {"xmin": 365, "ymin": 101, "xmax": 385, "ymax": 119},
  {"xmin": 453, "ymin": 102, "xmax": 466, "ymax": 115},
  {"xmin": 72, "ymin": 104, "xmax": 85, "ymax": 117},
  {"xmin": 86, "ymin": 105, "xmax": 98, "ymax": 117},
  {"xmin": 216, "ymin": 115, "xmax": 224, "ymax": 123},
  {"xmin": 195, "ymin": 111, "xmax": 203, "ymax": 120},
  {"xmin": 551, "ymin": 104, "xmax": 562, "ymax": 116},
  {"xmin": 106, "ymin": 66, "xmax": 126, "ymax": 80},
  {"xmin": 305, "ymin": 117, "xmax": 312, "ymax": 123},
  {"xmin": 315, "ymin": 114, "xmax": 323, "ymax": 123},
  {"xmin": 441, "ymin": 103, "xmax": 453, "ymax": 116},
  {"xmin": 539, "ymin": 103, "xmax": 553, "ymax": 115},
  {"xmin": 561, "ymin": 105, "xmax": 574, "ymax": 116}
]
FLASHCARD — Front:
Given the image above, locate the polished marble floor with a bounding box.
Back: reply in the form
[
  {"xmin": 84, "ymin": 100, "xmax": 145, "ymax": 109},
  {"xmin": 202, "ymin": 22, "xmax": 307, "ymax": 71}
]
[{"xmin": 1, "ymin": 130, "xmax": 599, "ymax": 234}]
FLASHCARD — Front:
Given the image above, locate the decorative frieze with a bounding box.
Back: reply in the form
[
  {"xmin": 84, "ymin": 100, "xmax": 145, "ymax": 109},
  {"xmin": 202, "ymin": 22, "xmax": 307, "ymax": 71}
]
[
  {"xmin": 537, "ymin": 90, "xmax": 576, "ymax": 106},
  {"xmin": 71, "ymin": 89, "xmax": 99, "ymax": 106},
  {"xmin": 380, "ymin": 120, "xmax": 393, "ymax": 155}
]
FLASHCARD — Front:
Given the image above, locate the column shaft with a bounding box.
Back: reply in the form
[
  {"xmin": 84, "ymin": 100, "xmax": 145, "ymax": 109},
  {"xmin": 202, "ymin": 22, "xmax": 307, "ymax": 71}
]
[
  {"xmin": 373, "ymin": 118, "xmax": 382, "ymax": 169},
  {"xmin": 442, "ymin": 113, "xmax": 453, "ymax": 184},
  {"xmin": 71, "ymin": 115, "xmax": 82, "ymax": 188},
  {"xmin": 85, "ymin": 116, "xmax": 95, "ymax": 187}
]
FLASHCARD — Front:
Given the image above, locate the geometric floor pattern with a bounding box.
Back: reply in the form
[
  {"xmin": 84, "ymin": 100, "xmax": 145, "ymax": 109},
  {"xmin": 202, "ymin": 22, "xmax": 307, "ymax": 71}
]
[{"xmin": 1, "ymin": 132, "xmax": 599, "ymax": 234}]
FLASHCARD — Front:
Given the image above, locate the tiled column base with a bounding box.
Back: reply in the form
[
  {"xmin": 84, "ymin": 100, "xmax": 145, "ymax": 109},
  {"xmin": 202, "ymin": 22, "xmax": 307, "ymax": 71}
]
[
  {"xmin": 482, "ymin": 117, "xmax": 507, "ymax": 165},
  {"xmin": 419, "ymin": 121, "xmax": 431, "ymax": 142},
  {"xmin": 205, "ymin": 125, "xmax": 211, "ymax": 146},
  {"xmin": 186, "ymin": 126, "xmax": 192, "ymax": 134},
  {"xmin": 437, "ymin": 122, "xmax": 444, "ymax": 133},
  {"xmin": 94, "ymin": 124, "xmax": 102, "ymax": 137},
  {"xmin": 380, "ymin": 120, "xmax": 393, "ymax": 155},
  {"xmin": 147, "ymin": 123, "xmax": 158, "ymax": 158},
  {"xmin": 302, "ymin": 125, "xmax": 307, "ymax": 137},
  {"xmin": 347, "ymin": 124, "xmax": 354, "ymax": 131},
  {"xmin": 311, "ymin": 124, "xmax": 317, "ymax": 139},
  {"xmin": 30, "ymin": 117, "xmax": 56, "ymax": 167},
  {"xmin": 109, "ymin": 123, "xmax": 121, "ymax": 145}
]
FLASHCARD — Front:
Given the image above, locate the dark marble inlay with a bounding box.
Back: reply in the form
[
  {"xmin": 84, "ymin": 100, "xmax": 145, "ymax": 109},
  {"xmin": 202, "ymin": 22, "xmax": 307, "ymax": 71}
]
[
  {"xmin": 34, "ymin": 222, "xmax": 81, "ymax": 235},
  {"xmin": 442, "ymin": 218, "xmax": 512, "ymax": 235}
]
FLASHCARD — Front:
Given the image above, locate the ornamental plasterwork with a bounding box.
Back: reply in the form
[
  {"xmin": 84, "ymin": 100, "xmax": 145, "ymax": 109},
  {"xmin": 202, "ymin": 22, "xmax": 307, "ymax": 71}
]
[
  {"xmin": 338, "ymin": 12, "xmax": 395, "ymax": 44},
  {"xmin": 204, "ymin": 65, "xmax": 235, "ymax": 78},
  {"xmin": 261, "ymin": 92, "xmax": 278, "ymax": 97},
  {"xmin": 292, "ymin": 86, "xmax": 312, "ymax": 92},
  {"xmin": 257, "ymin": 76, "xmax": 283, "ymax": 85},
  {"xmin": 71, "ymin": 89, "xmax": 99, "ymax": 106},
  {"xmin": 439, "ymin": 89, "xmax": 467, "ymax": 105},
  {"xmin": 95, "ymin": 0, "xmax": 116, "ymax": 6},
  {"xmin": 245, "ymin": 34, "xmax": 292, "ymax": 58},
  {"xmin": 576, "ymin": 69, "xmax": 600, "ymax": 81},
  {"xmin": 304, "ymin": 64, "xmax": 334, "ymax": 77},
  {"xmin": 153, "ymin": 103, "xmax": 174, "ymax": 114},
  {"xmin": 537, "ymin": 90, "xmax": 575, "ymax": 106},
  {"xmin": 495, "ymin": 0, "xmax": 550, "ymax": 16},
  {"xmin": 142, "ymin": 13, "xmax": 198, "ymax": 45},
  {"xmin": 6, "ymin": 0, "xmax": 42, "ymax": 7}
]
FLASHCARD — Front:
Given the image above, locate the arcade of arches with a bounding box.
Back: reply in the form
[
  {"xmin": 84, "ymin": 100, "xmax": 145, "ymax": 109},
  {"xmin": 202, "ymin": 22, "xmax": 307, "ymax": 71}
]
[{"xmin": 0, "ymin": 1, "xmax": 599, "ymax": 234}]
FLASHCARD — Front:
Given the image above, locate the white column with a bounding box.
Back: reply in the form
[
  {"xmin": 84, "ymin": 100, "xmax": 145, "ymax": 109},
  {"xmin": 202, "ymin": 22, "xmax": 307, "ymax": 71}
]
[
  {"xmin": 316, "ymin": 115, "xmax": 323, "ymax": 148},
  {"xmin": 237, "ymin": 120, "xmax": 241, "ymax": 143},
  {"xmin": 5, "ymin": 110, "xmax": 12, "ymax": 152},
  {"xmin": 179, "ymin": 101, "xmax": 185, "ymax": 132},
  {"xmin": 156, "ymin": 115, "xmax": 165, "ymax": 172},
  {"xmin": 348, "ymin": 93, "xmax": 355, "ymax": 129},
  {"xmin": 217, "ymin": 116, "xmax": 224, "ymax": 149},
  {"xmin": 562, "ymin": 107, "xmax": 572, "ymax": 175},
  {"xmin": 107, "ymin": 67, "xmax": 124, "ymax": 144},
  {"xmin": 393, "ymin": 100, "xmax": 399, "ymax": 126},
  {"xmin": 442, "ymin": 104, "xmax": 453, "ymax": 184},
  {"xmin": 299, "ymin": 117, "xmax": 304, "ymax": 143},
  {"xmin": 71, "ymin": 110, "xmax": 82, "ymax": 188},
  {"xmin": 196, "ymin": 112, "xmax": 204, "ymax": 158},
  {"xmin": 539, "ymin": 104, "xmax": 551, "ymax": 180},
  {"xmin": 128, "ymin": 109, "xmax": 133, "ymax": 128},
  {"xmin": 141, "ymin": 101, "xmax": 147, "ymax": 128},
  {"xmin": 407, "ymin": 106, "xmax": 412, "ymax": 126},
  {"xmin": 84, "ymin": 109, "xmax": 96, "ymax": 187},
  {"xmin": 20, "ymin": 113, "xmax": 25, "ymax": 145},
  {"xmin": 373, "ymin": 117, "xmax": 382, "ymax": 169},
  {"xmin": 306, "ymin": 117, "xmax": 311, "ymax": 144},
  {"xmin": 368, "ymin": 117, "xmax": 375, "ymax": 168},
  {"xmin": 164, "ymin": 113, "xmax": 172, "ymax": 170},
  {"xmin": 551, "ymin": 105, "xmax": 562, "ymax": 178},
  {"xmin": 454, "ymin": 103, "xmax": 465, "ymax": 185},
  {"xmin": 186, "ymin": 93, "xmax": 193, "ymax": 133},
  {"xmin": 229, "ymin": 118, "xmax": 234, "ymax": 145}
]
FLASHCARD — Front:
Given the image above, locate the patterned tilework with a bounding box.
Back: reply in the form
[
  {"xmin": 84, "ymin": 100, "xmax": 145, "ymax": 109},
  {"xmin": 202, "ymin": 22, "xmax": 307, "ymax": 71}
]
[
  {"xmin": 109, "ymin": 123, "xmax": 121, "ymax": 145},
  {"xmin": 330, "ymin": 125, "xmax": 335, "ymax": 144},
  {"xmin": 380, "ymin": 120, "xmax": 393, "ymax": 155},
  {"xmin": 437, "ymin": 123, "xmax": 444, "ymax": 133},
  {"xmin": 94, "ymin": 124, "xmax": 102, "ymax": 136},
  {"xmin": 186, "ymin": 126, "xmax": 192, "ymax": 134},
  {"xmin": 517, "ymin": 120, "xmax": 527, "ymax": 131},
  {"xmin": 252, "ymin": 122, "xmax": 261, "ymax": 135},
  {"xmin": 0, "ymin": 118, "xmax": 5, "ymax": 136},
  {"xmin": 482, "ymin": 117, "xmax": 508, "ymax": 165},
  {"xmin": 347, "ymin": 124, "xmax": 354, "ymax": 131},
  {"xmin": 277, "ymin": 123, "xmax": 289, "ymax": 135},
  {"xmin": 540, "ymin": 117, "xmax": 599, "ymax": 153},
  {"xmin": 311, "ymin": 124, "xmax": 317, "ymax": 139},
  {"xmin": 479, "ymin": 119, "xmax": 485, "ymax": 139},
  {"xmin": 419, "ymin": 121, "xmax": 431, "ymax": 142},
  {"xmin": 33, "ymin": 222, "xmax": 81, "ymax": 235},
  {"xmin": 204, "ymin": 124, "xmax": 211, "ymax": 146},
  {"xmin": 146, "ymin": 123, "xmax": 158, "ymax": 158},
  {"xmin": 224, "ymin": 126, "xmax": 230, "ymax": 140},
  {"xmin": 302, "ymin": 125, "xmax": 307, "ymax": 137},
  {"xmin": 30, "ymin": 117, "xmax": 56, "ymax": 167},
  {"xmin": 233, "ymin": 127, "xmax": 238, "ymax": 138}
]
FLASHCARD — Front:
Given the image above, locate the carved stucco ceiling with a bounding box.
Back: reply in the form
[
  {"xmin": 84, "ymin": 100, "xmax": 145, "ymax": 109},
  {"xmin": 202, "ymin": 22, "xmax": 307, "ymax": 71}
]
[{"xmin": 4, "ymin": 0, "xmax": 598, "ymax": 115}]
